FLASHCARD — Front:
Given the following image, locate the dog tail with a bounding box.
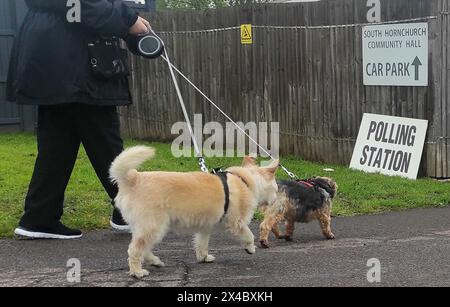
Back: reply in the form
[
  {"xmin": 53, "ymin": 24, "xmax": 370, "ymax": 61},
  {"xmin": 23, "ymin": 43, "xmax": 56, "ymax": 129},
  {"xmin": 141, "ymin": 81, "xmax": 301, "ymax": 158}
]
[{"xmin": 109, "ymin": 146, "xmax": 155, "ymax": 187}]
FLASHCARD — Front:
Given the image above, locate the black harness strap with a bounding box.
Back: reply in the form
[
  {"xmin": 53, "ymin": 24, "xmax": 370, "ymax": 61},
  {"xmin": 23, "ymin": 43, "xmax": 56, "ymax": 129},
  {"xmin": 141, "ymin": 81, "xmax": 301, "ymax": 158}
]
[
  {"xmin": 213, "ymin": 169, "xmax": 251, "ymax": 221},
  {"xmin": 214, "ymin": 171, "xmax": 230, "ymax": 220}
]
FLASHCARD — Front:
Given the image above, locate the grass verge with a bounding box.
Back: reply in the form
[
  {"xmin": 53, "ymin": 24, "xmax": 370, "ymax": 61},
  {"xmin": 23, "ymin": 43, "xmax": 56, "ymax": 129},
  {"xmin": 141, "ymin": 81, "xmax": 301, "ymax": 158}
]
[{"xmin": 0, "ymin": 133, "xmax": 448, "ymax": 238}]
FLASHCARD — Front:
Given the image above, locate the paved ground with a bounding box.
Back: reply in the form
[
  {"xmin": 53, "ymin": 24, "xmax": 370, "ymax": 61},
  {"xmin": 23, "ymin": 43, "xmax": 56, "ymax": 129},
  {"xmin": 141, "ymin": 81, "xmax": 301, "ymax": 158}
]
[{"xmin": 1, "ymin": 207, "xmax": 450, "ymax": 287}]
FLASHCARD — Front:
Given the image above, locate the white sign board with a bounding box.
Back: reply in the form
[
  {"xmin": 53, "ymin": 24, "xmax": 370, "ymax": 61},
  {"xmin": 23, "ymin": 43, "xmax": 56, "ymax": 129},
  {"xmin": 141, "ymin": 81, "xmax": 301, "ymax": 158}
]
[
  {"xmin": 362, "ymin": 22, "xmax": 428, "ymax": 86},
  {"xmin": 350, "ymin": 113, "xmax": 428, "ymax": 179}
]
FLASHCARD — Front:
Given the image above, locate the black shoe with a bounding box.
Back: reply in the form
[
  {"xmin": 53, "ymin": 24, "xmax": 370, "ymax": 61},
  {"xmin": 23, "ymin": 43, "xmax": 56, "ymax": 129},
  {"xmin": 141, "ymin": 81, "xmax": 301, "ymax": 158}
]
[
  {"xmin": 110, "ymin": 208, "xmax": 130, "ymax": 232},
  {"xmin": 14, "ymin": 222, "xmax": 82, "ymax": 240}
]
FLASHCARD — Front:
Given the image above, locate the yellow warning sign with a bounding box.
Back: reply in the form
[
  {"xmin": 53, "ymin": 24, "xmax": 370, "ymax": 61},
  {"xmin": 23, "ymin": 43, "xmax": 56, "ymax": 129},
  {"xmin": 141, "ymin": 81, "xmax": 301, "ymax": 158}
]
[{"xmin": 241, "ymin": 24, "xmax": 252, "ymax": 45}]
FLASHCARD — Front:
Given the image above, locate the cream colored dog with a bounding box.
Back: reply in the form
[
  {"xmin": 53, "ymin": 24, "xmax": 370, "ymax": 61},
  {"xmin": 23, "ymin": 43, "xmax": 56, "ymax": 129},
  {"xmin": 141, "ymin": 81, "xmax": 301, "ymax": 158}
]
[{"xmin": 109, "ymin": 146, "xmax": 279, "ymax": 278}]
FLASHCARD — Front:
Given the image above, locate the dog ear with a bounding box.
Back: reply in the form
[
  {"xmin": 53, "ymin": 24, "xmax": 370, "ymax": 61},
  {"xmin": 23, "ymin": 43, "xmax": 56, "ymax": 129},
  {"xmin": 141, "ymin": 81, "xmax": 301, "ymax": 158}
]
[
  {"xmin": 242, "ymin": 156, "xmax": 257, "ymax": 167},
  {"xmin": 262, "ymin": 159, "xmax": 279, "ymax": 175}
]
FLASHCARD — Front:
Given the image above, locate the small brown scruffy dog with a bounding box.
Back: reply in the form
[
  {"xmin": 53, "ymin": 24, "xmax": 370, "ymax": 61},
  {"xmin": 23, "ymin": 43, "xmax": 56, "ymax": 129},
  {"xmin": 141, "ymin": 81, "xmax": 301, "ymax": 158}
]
[
  {"xmin": 110, "ymin": 146, "xmax": 279, "ymax": 278},
  {"xmin": 259, "ymin": 177, "xmax": 337, "ymax": 248}
]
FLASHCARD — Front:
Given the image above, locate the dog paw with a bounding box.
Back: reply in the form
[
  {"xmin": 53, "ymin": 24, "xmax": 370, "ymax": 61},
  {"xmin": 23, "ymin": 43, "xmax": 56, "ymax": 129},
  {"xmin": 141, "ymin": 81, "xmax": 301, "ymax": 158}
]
[
  {"xmin": 284, "ymin": 236, "xmax": 293, "ymax": 242},
  {"xmin": 204, "ymin": 255, "xmax": 216, "ymax": 263},
  {"xmin": 260, "ymin": 240, "xmax": 270, "ymax": 249},
  {"xmin": 245, "ymin": 244, "xmax": 256, "ymax": 254},
  {"xmin": 152, "ymin": 258, "xmax": 166, "ymax": 268},
  {"xmin": 197, "ymin": 254, "xmax": 216, "ymax": 263},
  {"xmin": 145, "ymin": 255, "xmax": 165, "ymax": 267},
  {"xmin": 326, "ymin": 233, "xmax": 335, "ymax": 240},
  {"xmin": 129, "ymin": 269, "xmax": 149, "ymax": 279}
]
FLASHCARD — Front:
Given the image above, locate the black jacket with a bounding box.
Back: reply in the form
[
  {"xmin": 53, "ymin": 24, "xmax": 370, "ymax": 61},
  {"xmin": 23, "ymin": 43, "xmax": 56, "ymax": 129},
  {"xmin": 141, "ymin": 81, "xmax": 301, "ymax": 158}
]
[{"xmin": 6, "ymin": 0, "xmax": 139, "ymax": 106}]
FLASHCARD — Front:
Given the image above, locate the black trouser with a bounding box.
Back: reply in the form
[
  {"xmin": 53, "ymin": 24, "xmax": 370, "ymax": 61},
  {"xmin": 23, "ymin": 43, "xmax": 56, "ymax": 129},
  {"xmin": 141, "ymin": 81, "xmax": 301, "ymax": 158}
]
[{"xmin": 19, "ymin": 103, "xmax": 124, "ymax": 229}]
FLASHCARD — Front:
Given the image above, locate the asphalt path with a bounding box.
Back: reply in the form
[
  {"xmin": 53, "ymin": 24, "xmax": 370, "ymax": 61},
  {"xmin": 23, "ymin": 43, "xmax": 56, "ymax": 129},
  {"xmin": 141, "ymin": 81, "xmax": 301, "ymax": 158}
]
[{"xmin": 1, "ymin": 207, "xmax": 449, "ymax": 287}]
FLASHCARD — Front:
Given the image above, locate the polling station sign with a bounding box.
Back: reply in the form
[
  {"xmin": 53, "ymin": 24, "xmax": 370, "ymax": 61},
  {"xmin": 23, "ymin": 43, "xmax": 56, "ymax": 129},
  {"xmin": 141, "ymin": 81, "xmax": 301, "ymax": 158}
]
[
  {"xmin": 362, "ymin": 22, "xmax": 428, "ymax": 86},
  {"xmin": 350, "ymin": 114, "xmax": 428, "ymax": 179}
]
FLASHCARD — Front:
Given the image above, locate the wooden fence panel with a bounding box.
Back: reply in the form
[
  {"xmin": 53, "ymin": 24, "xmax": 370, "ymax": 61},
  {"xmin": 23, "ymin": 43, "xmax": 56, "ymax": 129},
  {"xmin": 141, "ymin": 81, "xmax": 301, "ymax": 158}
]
[{"xmin": 120, "ymin": 0, "xmax": 450, "ymax": 178}]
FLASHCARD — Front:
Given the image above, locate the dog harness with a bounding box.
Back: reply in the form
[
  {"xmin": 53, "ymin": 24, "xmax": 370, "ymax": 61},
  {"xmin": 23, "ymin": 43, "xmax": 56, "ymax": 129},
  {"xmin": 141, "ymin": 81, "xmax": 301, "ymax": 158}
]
[
  {"xmin": 212, "ymin": 169, "xmax": 250, "ymax": 221},
  {"xmin": 214, "ymin": 171, "xmax": 230, "ymax": 221},
  {"xmin": 296, "ymin": 179, "xmax": 334, "ymax": 197},
  {"xmin": 296, "ymin": 179, "xmax": 315, "ymax": 189}
]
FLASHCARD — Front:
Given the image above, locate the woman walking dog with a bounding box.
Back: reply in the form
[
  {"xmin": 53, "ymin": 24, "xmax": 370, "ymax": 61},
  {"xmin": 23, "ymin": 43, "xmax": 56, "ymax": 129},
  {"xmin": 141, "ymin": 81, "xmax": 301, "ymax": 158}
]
[{"xmin": 6, "ymin": 0, "xmax": 151, "ymax": 239}]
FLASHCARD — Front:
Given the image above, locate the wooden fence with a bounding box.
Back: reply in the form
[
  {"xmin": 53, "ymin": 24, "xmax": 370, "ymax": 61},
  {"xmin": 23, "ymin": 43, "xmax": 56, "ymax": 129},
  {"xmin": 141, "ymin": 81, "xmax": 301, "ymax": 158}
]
[{"xmin": 120, "ymin": 0, "xmax": 450, "ymax": 178}]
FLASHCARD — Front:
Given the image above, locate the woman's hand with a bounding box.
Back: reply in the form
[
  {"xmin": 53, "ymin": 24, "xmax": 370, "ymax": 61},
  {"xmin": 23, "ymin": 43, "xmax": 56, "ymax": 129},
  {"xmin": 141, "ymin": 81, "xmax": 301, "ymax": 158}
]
[{"xmin": 129, "ymin": 16, "xmax": 151, "ymax": 35}]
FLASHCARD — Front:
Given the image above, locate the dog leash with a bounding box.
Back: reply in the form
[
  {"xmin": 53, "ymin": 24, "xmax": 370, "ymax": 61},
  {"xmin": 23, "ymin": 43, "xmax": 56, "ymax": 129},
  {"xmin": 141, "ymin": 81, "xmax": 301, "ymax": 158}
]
[
  {"xmin": 150, "ymin": 29, "xmax": 298, "ymax": 179},
  {"xmin": 153, "ymin": 30, "xmax": 208, "ymax": 172}
]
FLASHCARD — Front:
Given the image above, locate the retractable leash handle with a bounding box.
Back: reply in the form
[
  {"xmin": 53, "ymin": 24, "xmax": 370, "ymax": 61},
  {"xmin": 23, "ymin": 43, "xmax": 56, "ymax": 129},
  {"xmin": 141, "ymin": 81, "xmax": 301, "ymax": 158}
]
[{"xmin": 126, "ymin": 29, "xmax": 165, "ymax": 59}]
